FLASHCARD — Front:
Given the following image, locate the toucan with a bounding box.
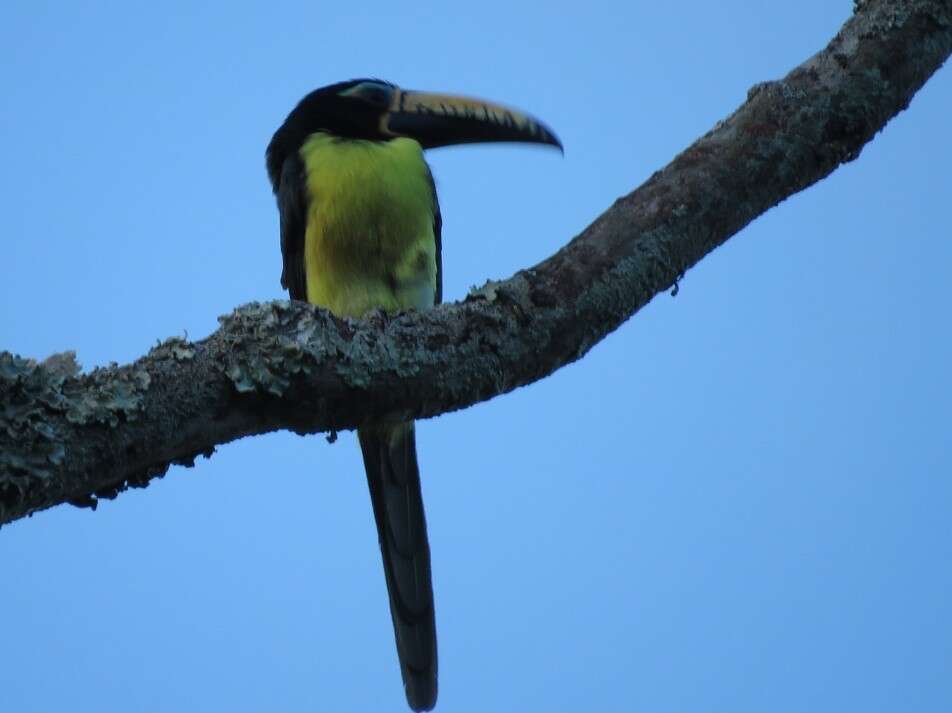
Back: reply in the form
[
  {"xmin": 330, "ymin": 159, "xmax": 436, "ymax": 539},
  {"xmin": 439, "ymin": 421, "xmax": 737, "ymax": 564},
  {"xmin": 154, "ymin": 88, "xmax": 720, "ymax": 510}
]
[{"xmin": 265, "ymin": 79, "xmax": 561, "ymax": 711}]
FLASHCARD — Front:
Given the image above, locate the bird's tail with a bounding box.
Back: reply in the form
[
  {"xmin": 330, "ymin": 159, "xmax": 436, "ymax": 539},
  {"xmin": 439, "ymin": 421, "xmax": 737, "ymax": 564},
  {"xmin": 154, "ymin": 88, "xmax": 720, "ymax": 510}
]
[{"xmin": 358, "ymin": 422, "xmax": 437, "ymax": 712}]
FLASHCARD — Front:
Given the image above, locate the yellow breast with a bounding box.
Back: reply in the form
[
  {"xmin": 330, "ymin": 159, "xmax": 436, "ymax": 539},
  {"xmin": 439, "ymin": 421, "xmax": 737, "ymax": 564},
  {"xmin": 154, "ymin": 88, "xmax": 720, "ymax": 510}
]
[{"xmin": 299, "ymin": 133, "xmax": 437, "ymax": 318}]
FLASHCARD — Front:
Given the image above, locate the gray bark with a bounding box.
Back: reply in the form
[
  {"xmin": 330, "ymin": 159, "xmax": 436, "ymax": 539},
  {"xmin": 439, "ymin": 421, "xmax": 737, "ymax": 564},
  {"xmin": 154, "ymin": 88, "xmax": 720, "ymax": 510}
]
[{"xmin": 2, "ymin": 0, "xmax": 950, "ymax": 526}]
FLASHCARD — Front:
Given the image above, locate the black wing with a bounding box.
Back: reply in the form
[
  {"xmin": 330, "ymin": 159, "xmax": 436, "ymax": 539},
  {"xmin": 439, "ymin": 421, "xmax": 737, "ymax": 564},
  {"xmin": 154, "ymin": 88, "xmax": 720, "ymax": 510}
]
[
  {"xmin": 425, "ymin": 167, "xmax": 443, "ymax": 305},
  {"xmin": 274, "ymin": 153, "xmax": 308, "ymax": 301}
]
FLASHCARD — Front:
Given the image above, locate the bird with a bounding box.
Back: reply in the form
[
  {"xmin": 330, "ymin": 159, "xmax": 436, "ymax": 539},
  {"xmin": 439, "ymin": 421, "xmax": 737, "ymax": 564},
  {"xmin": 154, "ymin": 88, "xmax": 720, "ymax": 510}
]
[{"xmin": 265, "ymin": 78, "xmax": 561, "ymax": 711}]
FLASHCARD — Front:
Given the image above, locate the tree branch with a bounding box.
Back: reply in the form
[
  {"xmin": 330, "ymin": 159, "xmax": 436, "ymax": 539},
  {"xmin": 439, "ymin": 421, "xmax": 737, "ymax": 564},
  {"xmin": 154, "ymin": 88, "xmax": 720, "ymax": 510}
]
[{"xmin": 2, "ymin": 0, "xmax": 949, "ymax": 526}]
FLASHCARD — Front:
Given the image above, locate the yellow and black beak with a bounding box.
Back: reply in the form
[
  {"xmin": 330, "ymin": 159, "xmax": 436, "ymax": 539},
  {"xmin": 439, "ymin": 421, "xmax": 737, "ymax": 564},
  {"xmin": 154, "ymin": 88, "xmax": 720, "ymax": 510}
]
[{"xmin": 381, "ymin": 88, "xmax": 562, "ymax": 152}]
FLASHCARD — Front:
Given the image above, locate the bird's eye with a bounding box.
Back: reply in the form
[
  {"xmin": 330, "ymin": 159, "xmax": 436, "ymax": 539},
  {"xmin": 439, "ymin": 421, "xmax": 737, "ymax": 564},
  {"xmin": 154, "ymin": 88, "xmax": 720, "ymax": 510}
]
[
  {"xmin": 364, "ymin": 87, "xmax": 388, "ymax": 105},
  {"xmin": 340, "ymin": 82, "xmax": 392, "ymax": 107}
]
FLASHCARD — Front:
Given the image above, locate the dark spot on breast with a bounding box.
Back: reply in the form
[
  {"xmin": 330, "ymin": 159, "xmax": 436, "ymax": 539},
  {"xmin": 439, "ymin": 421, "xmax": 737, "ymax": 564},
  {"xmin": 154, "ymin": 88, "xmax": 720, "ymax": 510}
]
[{"xmin": 415, "ymin": 250, "xmax": 429, "ymax": 271}]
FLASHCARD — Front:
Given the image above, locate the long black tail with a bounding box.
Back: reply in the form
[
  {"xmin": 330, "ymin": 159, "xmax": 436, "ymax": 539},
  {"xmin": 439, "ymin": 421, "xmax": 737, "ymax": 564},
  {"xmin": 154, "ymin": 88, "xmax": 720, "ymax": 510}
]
[{"xmin": 358, "ymin": 423, "xmax": 437, "ymax": 712}]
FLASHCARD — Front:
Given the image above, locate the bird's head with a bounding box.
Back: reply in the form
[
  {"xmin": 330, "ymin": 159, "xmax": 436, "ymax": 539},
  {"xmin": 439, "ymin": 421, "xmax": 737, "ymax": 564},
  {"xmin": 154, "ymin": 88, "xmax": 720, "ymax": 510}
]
[{"xmin": 266, "ymin": 78, "xmax": 562, "ymax": 190}]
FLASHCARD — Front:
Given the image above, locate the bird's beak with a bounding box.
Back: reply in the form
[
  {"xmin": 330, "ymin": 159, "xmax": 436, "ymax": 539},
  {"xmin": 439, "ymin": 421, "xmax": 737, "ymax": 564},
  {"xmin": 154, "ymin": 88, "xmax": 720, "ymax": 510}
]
[{"xmin": 381, "ymin": 88, "xmax": 562, "ymax": 152}]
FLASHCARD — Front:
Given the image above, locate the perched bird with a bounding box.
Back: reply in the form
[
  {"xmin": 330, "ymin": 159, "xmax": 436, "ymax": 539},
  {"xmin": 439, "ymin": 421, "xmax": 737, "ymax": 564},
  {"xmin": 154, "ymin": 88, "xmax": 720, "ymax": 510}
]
[{"xmin": 265, "ymin": 78, "xmax": 561, "ymax": 711}]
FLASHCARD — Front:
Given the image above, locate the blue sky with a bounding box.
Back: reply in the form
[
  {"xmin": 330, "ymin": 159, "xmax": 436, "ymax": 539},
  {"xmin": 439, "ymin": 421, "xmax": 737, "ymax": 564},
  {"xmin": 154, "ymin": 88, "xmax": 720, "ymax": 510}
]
[{"xmin": 2, "ymin": 2, "xmax": 950, "ymax": 712}]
